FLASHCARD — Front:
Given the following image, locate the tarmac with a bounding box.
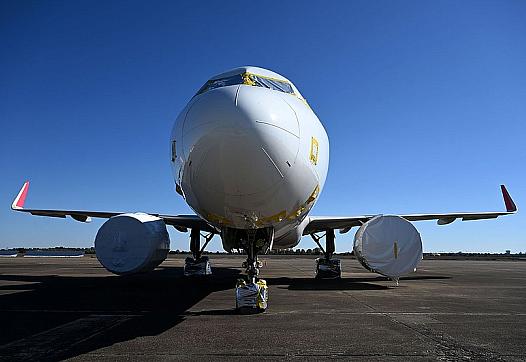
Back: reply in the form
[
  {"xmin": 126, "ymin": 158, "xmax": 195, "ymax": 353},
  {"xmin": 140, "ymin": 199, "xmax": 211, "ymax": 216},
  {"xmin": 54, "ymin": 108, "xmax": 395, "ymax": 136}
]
[{"xmin": 0, "ymin": 255, "xmax": 524, "ymax": 361}]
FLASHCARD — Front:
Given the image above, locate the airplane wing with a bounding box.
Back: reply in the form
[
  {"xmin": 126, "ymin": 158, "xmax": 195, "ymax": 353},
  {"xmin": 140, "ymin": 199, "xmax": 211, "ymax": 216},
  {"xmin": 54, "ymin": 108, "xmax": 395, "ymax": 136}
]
[
  {"xmin": 303, "ymin": 185, "xmax": 517, "ymax": 235},
  {"xmin": 11, "ymin": 181, "xmax": 216, "ymax": 233}
]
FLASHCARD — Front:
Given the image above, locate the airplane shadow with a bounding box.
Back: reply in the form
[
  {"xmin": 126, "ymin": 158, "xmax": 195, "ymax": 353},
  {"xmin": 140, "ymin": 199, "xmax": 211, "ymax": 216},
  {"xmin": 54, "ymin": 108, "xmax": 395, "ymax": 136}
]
[
  {"xmin": 0, "ymin": 266, "xmax": 241, "ymax": 361},
  {"xmin": 186, "ymin": 274, "xmax": 451, "ymax": 317},
  {"xmin": 268, "ymin": 277, "xmax": 389, "ymax": 291},
  {"xmin": 268, "ymin": 275, "xmax": 451, "ymax": 291},
  {"xmin": 0, "ymin": 264, "xmax": 451, "ymax": 360}
]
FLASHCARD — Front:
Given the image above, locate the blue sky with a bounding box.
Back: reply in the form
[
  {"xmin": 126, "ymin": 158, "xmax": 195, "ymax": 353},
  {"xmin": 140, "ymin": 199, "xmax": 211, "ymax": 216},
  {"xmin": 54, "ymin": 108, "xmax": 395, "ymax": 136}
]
[{"xmin": 1, "ymin": 0, "xmax": 524, "ymax": 253}]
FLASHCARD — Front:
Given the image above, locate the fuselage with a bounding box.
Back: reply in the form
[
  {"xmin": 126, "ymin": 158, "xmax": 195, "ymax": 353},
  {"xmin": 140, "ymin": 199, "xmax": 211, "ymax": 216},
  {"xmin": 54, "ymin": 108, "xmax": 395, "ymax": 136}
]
[{"xmin": 170, "ymin": 66, "xmax": 329, "ymax": 248}]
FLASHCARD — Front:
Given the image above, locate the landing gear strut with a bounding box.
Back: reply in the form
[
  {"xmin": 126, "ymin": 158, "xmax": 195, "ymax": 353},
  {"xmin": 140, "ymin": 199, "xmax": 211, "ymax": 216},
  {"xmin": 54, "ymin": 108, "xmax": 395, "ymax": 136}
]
[
  {"xmin": 184, "ymin": 228, "xmax": 213, "ymax": 277},
  {"xmin": 235, "ymin": 227, "xmax": 273, "ymax": 313},
  {"xmin": 310, "ymin": 229, "xmax": 341, "ymax": 279},
  {"xmin": 242, "ymin": 229, "xmax": 262, "ymax": 283}
]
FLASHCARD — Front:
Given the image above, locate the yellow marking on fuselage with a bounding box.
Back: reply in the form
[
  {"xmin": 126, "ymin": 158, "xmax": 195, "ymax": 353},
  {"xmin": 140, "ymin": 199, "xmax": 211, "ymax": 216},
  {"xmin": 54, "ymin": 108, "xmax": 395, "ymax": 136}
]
[{"xmin": 310, "ymin": 137, "xmax": 319, "ymax": 165}]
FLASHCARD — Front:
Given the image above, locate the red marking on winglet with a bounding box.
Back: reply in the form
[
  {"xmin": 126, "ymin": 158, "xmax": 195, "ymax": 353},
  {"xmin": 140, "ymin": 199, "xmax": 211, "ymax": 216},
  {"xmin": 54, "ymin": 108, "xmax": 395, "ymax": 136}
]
[
  {"xmin": 501, "ymin": 185, "xmax": 517, "ymax": 212},
  {"xmin": 14, "ymin": 181, "xmax": 30, "ymax": 209}
]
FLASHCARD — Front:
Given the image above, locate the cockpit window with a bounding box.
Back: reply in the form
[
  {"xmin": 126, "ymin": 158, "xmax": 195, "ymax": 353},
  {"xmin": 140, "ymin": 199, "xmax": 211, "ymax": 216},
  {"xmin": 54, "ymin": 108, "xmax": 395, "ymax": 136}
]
[
  {"xmin": 195, "ymin": 74, "xmax": 245, "ymax": 95},
  {"xmin": 195, "ymin": 72, "xmax": 295, "ymax": 97},
  {"xmin": 243, "ymin": 73, "xmax": 294, "ymax": 94}
]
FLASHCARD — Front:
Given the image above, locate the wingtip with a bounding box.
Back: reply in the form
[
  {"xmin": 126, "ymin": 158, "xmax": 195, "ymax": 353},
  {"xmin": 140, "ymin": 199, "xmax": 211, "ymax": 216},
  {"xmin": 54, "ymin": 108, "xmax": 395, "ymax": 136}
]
[
  {"xmin": 12, "ymin": 181, "xmax": 30, "ymax": 210},
  {"xmin": 500, "ymin": 185, "xmax": 517, "ymax": 212}
]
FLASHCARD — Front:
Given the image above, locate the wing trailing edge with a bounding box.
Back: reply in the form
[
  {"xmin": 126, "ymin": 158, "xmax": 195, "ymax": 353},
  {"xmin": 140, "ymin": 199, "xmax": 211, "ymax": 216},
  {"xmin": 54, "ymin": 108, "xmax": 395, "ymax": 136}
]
[
  {"xmin": 11, "ymin": 180, "xmax": 216, "ymax": 232},
  {"xmin": 304, "ymin": 185, "xmax": 517, "ymax": 235}
]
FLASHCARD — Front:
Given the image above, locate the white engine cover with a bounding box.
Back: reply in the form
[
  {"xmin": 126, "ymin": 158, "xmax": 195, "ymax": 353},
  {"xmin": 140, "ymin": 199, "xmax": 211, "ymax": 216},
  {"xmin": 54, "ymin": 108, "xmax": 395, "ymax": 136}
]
[
  {"xmin": 95, "ymin": 213, "xmax": 170, "ymax": 275},
  {"xmin": 353, "ymin": 215, "xmax": 422, "ymax": 278}
]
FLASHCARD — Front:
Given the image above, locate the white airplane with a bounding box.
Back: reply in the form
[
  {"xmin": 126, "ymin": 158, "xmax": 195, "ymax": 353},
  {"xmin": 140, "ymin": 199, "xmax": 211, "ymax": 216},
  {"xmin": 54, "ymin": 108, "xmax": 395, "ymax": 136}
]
[{"xmin": 12, "ymin": 66, "xmax": 517, "ymax": 310}]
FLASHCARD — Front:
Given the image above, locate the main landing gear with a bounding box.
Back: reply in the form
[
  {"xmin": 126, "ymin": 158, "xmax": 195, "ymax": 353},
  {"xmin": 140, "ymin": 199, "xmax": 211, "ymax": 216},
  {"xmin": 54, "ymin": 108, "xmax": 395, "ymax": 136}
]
[
  {"xmin": 310, "ymin": 229, "xmax": 342, "ymax": 279},
  {"xmin": 235, "ymin": 227, "xmax": 273, "ymax": 313},
  {"xmin": 184, "ymin": 228, "xmax": 213, "ymax": 277}
]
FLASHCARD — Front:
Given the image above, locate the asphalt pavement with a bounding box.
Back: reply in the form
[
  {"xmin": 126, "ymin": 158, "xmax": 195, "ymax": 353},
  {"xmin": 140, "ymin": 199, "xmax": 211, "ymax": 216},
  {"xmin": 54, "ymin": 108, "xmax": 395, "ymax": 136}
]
[{"xmin": 0, "ymin": 255, "xmax": 524, "ymax": 361}]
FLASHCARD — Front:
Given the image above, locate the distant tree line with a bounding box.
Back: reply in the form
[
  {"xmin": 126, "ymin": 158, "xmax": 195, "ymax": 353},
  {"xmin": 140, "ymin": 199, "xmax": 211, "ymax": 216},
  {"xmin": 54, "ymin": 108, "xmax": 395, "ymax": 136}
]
[
  {"xmin": 167, "ymin": 248, "xmax": 354, "ymax": 255},
  {"xmin": 2, "ymin": 247, "xmax": 524, "ymax": 258}
]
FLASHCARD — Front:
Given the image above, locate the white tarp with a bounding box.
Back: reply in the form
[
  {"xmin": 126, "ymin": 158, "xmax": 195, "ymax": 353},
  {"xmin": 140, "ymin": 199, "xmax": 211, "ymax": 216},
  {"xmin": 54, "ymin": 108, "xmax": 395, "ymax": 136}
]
[
  {"xmin": 184, "ymin": 256, "xmax": 212, "ymax": 276},
  {"xmin": 315, "ymin": 258, "xmax": 341, "ymax": 279},
  {"xmin": 95, "ymin": 213, "xmax": 170, "ymax": 275},
  {"xmin": 354, "ymin": 215, "xmax": 422, "ymax": 278},
  {"xmin": 235, "ymin": 279, "xmax": 268, "ymax": 310}
]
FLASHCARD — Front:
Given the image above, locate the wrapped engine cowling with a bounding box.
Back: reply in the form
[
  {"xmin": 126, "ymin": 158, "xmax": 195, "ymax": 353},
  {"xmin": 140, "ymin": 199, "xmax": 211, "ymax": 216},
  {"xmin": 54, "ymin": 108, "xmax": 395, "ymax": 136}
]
[
  {"xmin": 353, "ymin": 215, "xmax": 422, "ymax": 278},
  {"xmin": 95, "ymin": 213, "xmax": 170, "ymax": 275}
]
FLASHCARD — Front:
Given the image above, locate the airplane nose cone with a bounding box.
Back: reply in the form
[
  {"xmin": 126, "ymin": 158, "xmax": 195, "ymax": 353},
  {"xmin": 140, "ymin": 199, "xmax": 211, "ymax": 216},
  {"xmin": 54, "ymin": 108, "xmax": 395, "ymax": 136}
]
[{"xmin": 181, "ymin": 86, "xmax": 300, "ymax": 197}]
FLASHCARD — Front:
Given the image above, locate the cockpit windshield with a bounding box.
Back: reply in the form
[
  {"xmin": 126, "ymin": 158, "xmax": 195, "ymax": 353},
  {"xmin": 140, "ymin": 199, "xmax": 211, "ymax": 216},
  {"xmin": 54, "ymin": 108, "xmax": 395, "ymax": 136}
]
[
  {"xmin": 195, "ymin": 72, "xmax": 295, "ymax": 97},
  {"xmin": 244, "ymin": 73, "xmax": 294, "ymax": 94}
]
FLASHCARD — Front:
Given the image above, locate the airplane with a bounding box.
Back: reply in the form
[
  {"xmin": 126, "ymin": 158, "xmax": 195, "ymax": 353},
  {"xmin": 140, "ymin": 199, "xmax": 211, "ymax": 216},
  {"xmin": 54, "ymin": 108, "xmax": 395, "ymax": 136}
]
[{"xmin": 11, "ymin": 66, "xmax": 517, "ymax": 311}]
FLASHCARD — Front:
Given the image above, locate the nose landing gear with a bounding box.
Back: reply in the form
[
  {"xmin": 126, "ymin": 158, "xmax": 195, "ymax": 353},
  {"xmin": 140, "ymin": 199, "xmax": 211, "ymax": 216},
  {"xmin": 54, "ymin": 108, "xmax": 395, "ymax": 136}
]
[{"xmin": 235, "ymin": 227, "xmax": 273, "ymax": 313}]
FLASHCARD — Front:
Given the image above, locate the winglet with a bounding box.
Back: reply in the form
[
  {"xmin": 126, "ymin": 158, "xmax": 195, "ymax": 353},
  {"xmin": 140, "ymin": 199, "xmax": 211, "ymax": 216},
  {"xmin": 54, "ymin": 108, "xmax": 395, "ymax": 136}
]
[
  {"xmin": 500, "ymin": 185, "xmax": 517, "ymax": 212},
  {"xmin": 12, "ymin": 181, "xmax": 30, "ymax": 210}
]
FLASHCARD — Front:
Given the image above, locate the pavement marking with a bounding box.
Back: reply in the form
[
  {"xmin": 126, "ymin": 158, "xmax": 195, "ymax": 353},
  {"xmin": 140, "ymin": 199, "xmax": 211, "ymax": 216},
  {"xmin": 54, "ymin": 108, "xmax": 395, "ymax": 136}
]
[
  {"xmin": 386, "ymin": 313, "xmax": 508, "ymax": 362},
  {"xmin": 341, "ymin": 290, "xmax": 377, "ymax": 312},
  {"xmin": 252, "ymin": 311, "xmax": 526, "ymax": 316},
  {"xmin": 4, "ymin": 309, "xmax": 526, "ymax": 317},
  {"xmin": 0, "ymin": 314, "xmax": 131, "ymax": 361},
  {"xmin": 0, "ymin": 309, "xmax": 148, "ymax": 314},
  {"xmin": 81, "ymin": 352, "xmax": 433, "ymax": 358}
]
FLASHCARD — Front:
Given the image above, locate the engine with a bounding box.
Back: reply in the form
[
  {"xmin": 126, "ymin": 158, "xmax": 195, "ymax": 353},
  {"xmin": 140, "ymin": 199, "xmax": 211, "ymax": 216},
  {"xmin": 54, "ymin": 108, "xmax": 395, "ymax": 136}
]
[
  {"xmin": 353, "ymin": 215, "xmax": 422, "ymax": 279},
  {"xmin": 95, "ymin": 213, "xmax": 170, "ymax": 275}
]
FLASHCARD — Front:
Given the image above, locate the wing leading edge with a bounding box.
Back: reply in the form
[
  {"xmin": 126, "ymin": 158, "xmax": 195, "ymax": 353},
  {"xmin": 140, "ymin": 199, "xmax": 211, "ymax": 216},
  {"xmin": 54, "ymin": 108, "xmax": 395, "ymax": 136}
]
[
  {"xmin": 11, "ymin": 181, "xmax": 216, "ymax": 233},
  {"xmin": 11, "ymin": 182, "xmax": 517, "ymax": 236},
  {"xmin": 303, "ymin": 185, "xmax": 517, "ymax": 235}
]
